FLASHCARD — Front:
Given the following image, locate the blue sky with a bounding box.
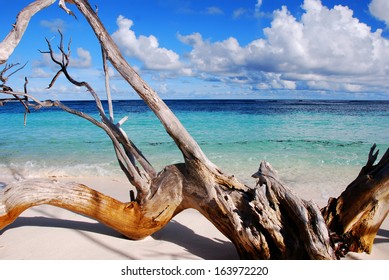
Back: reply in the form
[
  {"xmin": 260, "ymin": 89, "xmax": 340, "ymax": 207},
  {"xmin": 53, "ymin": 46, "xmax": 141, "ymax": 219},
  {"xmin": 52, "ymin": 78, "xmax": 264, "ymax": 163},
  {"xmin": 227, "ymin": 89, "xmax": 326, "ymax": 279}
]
[{"xmin": 2, "ymin": 0, "xmax": 389, "ymax": 100}]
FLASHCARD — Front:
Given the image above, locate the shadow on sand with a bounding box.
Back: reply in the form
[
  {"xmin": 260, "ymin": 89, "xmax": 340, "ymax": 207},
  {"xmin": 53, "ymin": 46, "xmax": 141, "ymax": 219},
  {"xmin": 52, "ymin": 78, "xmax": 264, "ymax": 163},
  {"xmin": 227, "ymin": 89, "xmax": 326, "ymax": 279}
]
[
  {"xmin": 153, "ymin": 220, "xmax": 239, "ymax": 259},
  {"xmin": 0, "ymin": 214, "xmax": 239, "ymax": 260},
  {"xmin": 374, "ymin": 228, "xmax": 389, "ymax": 245}
]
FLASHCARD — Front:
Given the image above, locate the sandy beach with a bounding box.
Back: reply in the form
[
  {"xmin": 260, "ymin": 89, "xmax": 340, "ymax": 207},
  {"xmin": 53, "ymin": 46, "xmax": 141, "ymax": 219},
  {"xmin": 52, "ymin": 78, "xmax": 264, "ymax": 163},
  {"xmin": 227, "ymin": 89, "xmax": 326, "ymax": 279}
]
[{"xmin": 0, "ymin": 175, "xmax": 388, "ymax": 260}]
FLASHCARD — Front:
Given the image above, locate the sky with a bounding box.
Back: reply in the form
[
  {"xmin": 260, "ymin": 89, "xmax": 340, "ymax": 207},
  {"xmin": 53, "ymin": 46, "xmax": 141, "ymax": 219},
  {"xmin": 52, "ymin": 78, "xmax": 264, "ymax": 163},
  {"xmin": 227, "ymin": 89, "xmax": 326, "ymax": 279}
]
[{"xmin": 1, "ymin": 0, "xmax": 389, "ymax": 100}]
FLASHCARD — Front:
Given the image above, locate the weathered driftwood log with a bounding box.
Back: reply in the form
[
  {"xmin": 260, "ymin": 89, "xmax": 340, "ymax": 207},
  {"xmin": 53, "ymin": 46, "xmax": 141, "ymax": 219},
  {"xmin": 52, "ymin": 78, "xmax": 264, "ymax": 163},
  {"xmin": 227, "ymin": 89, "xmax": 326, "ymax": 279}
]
[
  {"xmin": 0, "ymin": 0, "xmax": 388, "ymax": 260},
  {"xmin": 322, "ymin": 144, "xmax": 389, "ymax": 257},
  {"xmin": 0, "ymin": 162, "xmax": 335, "ymax": 259}
]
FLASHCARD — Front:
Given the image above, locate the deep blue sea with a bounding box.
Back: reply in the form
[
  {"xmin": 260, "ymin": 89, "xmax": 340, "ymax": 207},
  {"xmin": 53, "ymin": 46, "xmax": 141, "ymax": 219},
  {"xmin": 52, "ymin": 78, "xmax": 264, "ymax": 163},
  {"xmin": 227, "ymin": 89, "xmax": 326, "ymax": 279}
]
[{"xmin": 1, "ymin": 99, "xmax": 388, "ymax": 200}]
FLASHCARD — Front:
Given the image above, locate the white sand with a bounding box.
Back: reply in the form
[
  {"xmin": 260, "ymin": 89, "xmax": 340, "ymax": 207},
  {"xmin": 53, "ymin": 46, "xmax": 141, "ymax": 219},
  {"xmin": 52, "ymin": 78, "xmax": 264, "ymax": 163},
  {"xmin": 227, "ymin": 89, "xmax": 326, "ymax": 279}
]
[{"xmin": 0, "ymin": 175, "xmax": 388, "ymax": 260}]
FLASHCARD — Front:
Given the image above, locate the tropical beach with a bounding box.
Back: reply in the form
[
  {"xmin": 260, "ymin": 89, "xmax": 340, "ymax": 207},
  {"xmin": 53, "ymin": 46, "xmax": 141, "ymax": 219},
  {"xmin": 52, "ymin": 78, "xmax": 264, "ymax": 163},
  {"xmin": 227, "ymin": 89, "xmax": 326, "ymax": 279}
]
[
  {"xmin": 0, "ymin": 175, "xmax": 388, "ymax": 260},
  {"xmin": 1, "ymin": 99, "xmax": 388, "ymax": 259},
  {"xmin": 1, "ymin": 0, "xmax": 389, "ymax": 264}
]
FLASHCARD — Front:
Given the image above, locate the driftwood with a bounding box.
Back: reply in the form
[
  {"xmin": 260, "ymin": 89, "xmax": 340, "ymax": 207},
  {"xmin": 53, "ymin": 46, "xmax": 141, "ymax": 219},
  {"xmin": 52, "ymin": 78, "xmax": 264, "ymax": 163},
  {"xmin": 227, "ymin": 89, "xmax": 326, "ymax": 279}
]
[
  {"xmin": 322, "ymin": 144, "xmax": 389, "ymax": 257},
  {"xmin": 0, "ymin": 0, "xmax": 388, "ymax": 259}
]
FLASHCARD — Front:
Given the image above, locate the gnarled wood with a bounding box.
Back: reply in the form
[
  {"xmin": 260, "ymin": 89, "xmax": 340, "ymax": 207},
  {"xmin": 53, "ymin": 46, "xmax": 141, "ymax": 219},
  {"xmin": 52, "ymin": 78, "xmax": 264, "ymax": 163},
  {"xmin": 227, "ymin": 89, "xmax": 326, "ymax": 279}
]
[
  {"xmin": 322, "ymin": 145, "xmax": 389, "ymax": 256},
  {"xmin": 0, "ymin": 164, "xmax": 184, "ymax": 240},
  {"xmin": 181, "ymin": 159, "xmax": 335, "ymax": 259},
  {"xmin": 0, "ymin": 161, "xmax": 335, "ymax": 260}
]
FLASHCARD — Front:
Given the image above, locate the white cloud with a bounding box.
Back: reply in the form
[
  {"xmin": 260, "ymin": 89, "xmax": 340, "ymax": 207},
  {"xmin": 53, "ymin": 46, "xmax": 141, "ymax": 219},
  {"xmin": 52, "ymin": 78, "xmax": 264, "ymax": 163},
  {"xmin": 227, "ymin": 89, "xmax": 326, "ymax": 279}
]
[
  {"xmin": 233, "ymin": 8, "xmax": 247, "ymax": 19},
  {"xmin": 30, "ymin": 67, "xmax": 52, "ymax": 78},
  {"xmin": 369, "ymin": 0, "xmax": 389, "ymax": 26},
  {"xmin": 112, "ymin": 15, "xmax": 185, "ymax": 71},
  {"xmin": 255, "ymin": 73, "xmax": 297, "ymax": 90},
  {"xmin": 158, "ymin": 83, "xmax": 169, "ymax": 94},
  {"xmin": 40, "ymin": 18, "xmax": 67, "ymax": 33},
  {"xmin": 178, "ymin": 33, "xmax": 245, "ymax": 73},
  {"xmin": 255, "ymin": 0, "xmax": 263, "ymax": 14},
  {"xmin": 28, "ymin": 83, "xmax": 86, "ymax": 98},
  {"xmin": 205, "ymin": 7, "xmax": 223, "ymax": 15},
  {"xmin": 70, "ymin": 47, "xmax": 92, "ymax": 68},
  {"xmin": 33, "ymin": 52, "xmax": 55, "ymax": 68},
  {"xmin": 179, "ymin": 0, "xmax": 389, "ymax": 93}
]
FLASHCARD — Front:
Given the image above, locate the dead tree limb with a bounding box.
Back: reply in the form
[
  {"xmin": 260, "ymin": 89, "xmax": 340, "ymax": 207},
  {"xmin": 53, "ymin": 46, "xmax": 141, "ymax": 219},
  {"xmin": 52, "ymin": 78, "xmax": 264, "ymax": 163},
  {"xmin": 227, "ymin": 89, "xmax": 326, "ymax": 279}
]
[
  {"xmin": 41, "ymin": 33, "xmax": 156, "ymax": 195},
  {"xmin": 0, "ymin": 63, "xmax": 30, "ymax": 124},
  {"xmin": 0, "ymin": 178, "xmax": 180, "ymax": 240},
  {"xmin": 322, "ymin": 144, "xmax": 389, "ymax": 257},
  {"xmin": 0, "ymin": 0, "xmax": 56, "ymax": 65}
]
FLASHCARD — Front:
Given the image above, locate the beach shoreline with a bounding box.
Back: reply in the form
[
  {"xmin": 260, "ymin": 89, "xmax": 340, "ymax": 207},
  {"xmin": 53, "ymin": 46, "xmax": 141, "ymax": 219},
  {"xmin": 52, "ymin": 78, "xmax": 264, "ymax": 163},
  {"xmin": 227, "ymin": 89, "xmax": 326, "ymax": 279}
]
[{"xmin": 0, "ymin": 175, "xmax": 387, "ymax": 260}]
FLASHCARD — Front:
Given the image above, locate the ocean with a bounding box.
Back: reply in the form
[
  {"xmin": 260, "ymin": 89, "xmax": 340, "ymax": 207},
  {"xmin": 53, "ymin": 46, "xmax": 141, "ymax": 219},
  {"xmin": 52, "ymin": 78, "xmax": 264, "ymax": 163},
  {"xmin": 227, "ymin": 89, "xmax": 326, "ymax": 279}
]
[{"xmin": 1, "ymin": 99, "xmax": 388, "ymax": 201}]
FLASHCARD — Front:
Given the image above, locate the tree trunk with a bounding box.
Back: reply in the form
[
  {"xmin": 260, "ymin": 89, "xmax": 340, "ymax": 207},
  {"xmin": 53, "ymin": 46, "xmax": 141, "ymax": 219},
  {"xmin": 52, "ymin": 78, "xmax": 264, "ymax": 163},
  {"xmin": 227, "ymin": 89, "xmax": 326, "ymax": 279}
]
[{"xmin": 0, "ymin": 0, "xmax": 388, "ymax": 260}]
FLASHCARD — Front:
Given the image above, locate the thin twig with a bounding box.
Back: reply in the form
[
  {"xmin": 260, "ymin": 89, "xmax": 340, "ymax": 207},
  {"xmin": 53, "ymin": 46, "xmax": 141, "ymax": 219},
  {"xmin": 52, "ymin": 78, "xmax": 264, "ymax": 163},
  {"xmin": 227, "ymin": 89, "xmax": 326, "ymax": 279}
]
[
  {"xmin": 7, "ymin": 62, "xmax": 28, "ymax": 79},
  {"xmin": 102, "ymin": 48, "xmax": 114, "ymax": 122},
  {"xmin": 23, "ymin": 77, "xmax": 29, "ymax": 125},
  {"xmin": 58, "ymin": 0, "xmax": 77, "ymax": 18}
]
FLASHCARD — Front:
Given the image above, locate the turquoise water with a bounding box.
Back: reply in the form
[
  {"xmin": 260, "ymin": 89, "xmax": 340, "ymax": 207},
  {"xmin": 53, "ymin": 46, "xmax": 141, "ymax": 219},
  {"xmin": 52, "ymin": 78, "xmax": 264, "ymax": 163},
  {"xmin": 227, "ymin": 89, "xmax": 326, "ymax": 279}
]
[{"xmin": 1, "ymin": 99, "xmax": 388, "ymax": 200}]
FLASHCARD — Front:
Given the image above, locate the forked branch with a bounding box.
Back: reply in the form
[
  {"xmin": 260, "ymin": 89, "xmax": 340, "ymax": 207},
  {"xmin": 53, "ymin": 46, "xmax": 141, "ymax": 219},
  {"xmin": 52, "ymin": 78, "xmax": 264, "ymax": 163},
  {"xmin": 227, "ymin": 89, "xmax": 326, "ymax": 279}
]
[
  {"xmin": 27, "ymin": 33, "xmax": 155, "ymax": 198},
  {"xmin": 71, "ymin": 0, "xmax": 248, "ymax": 192},
  {"xmin": 0, "ymin": 64, "xmax": 30, "ymax": 124}
]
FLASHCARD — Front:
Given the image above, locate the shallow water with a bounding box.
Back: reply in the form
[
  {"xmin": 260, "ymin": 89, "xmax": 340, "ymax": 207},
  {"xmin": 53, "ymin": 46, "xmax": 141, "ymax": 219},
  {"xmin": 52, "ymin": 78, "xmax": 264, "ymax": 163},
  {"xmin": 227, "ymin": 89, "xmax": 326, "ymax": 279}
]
[{"xmin": 1, "ymin": 99, "xmax": 388, "ymax": 201}]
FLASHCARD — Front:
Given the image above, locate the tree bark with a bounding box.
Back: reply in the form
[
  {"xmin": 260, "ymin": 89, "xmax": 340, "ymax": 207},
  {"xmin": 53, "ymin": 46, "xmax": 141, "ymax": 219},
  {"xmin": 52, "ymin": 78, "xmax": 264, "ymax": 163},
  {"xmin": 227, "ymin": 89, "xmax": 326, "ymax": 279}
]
[
  {"xmin": 0, "ymin": 0, "xmax": 388, "ymax": 260},
  {"xmin": 0, "ymin": 0, "xmax": 56, "ymax": 65},
  {"xmin": 0, "ymin": 166, "xmax": 184, "ymax": 240},
  {"xmin": 322, "ymin": 145, "xmax": 389, "ymax": 257}
]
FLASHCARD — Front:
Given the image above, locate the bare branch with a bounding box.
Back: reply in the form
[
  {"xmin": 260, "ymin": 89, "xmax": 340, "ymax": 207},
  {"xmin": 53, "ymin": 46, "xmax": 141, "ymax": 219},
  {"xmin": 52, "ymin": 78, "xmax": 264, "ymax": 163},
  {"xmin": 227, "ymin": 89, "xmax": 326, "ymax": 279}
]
[
  {"xmin": 58, "ymin": 0, "xmax": 77, "ymax": 18},
  {"xmin": 102, "ymin": 49, "xmax": 114, "ymax": 122},
  {"xmin": 0, "ymin": 0, "xmax": 56, "ymax": 65},
  {"xmin": 0, "ymin": 62, "xmax": 28, "ymax": 84},
  {"xmin": 7, "ymin": 62, "xmax": 28, "ymax": 79},
  {"xmin": 0, "ymin": 64, "xmax": 30, "ymax": 123},
  {"xmin": 23, "ymin": 77, "xmax": 30, "ymax": 125},
  {"xmin": 71, "ymin": 0, "xmax": 248, "ymax": 192},
  {"xmin": 95, "ymin": 4, "xmax": 113, "ymax": 122},
  {"xmin": 38, "ymin": 33, "xmax": 157, "ymax": 196},
  {"xmin": 2, "ymin": 85, "xmax": 151, "ymax": 194}
]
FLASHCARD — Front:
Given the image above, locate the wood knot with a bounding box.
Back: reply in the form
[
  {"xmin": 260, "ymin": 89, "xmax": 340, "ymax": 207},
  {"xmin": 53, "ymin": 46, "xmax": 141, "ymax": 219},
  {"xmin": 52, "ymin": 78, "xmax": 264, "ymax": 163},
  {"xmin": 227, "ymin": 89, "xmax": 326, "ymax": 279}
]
[{"xmin": 125, "ymin": 202, "xmax": 135, "ymax": 209}]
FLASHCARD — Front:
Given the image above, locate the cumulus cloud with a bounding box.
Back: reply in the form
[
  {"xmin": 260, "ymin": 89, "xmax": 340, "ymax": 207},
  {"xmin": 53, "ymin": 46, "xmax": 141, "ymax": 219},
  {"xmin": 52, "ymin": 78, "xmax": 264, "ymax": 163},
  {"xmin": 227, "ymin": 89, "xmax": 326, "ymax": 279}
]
[
  {"xmin": 30, "ymin": 67, "xmax": 52, "ymax": 78},
  {"xmin": 70, "ymin": 48, "xmax": 92, "ymax": 68},
  {"xmin": 33, "ymin": 52, "xmax": 55, "ymax": 68},
  {"xmin": 112, "ymin": 15, "xmax": 185, "ymax": 71},
  {"xmin": 179, "ymin": 0, "xmax": 389, "ymax": 93},
  {"xmin": 369, "ymin": 0, "xmax": 389, "ymax": 26},
  {"xmin": 178, "ymin": 33, "xmax": 246, "ymax": 73}
]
